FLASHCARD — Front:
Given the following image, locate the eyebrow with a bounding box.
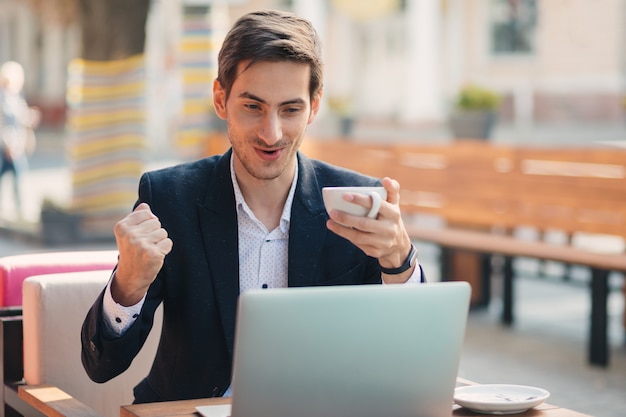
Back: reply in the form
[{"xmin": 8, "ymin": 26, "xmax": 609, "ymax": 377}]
[{"xmin": 239, "ymin": 92, "xmax": 306, "ymax": 107}]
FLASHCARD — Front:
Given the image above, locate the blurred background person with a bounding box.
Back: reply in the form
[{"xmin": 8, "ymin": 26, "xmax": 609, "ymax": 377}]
[{"xmin": 0, "ymin": 61, "xmax": 40, "ymax": 218}]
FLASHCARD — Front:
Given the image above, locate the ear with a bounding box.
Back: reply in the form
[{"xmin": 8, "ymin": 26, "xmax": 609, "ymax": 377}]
[
  {"xmin": 213, "ymin": 79, "xmax": 227, "ymax": 119},
  {"xmin": 308, "ymin": 90, "xmax": 322, "ymax": 124}
]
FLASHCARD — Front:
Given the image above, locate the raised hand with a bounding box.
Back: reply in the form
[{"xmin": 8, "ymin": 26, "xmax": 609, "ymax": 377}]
[{"xmin": 111, "ymin": 203, "xmax": 173, "ymax": 306}]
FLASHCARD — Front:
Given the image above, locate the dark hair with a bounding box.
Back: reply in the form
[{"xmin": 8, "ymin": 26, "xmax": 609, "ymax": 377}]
[{"xmin": 216, "ymin": 10, "xmax": 323, "ymax": 101}]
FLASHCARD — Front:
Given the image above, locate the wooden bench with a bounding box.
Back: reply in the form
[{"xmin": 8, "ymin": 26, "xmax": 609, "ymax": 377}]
[
  {"xmin": 17, "ymin": 385, "xmax": 103, "ymax": 417},
  {"xmin": 202, "ymin": 136, "xmax": 626, "ymax": 367}
]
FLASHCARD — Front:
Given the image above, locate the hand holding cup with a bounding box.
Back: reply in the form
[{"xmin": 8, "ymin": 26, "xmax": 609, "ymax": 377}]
[{"xmin": 322, "ymin": 186, "xmax": 387, "ymax": 221}]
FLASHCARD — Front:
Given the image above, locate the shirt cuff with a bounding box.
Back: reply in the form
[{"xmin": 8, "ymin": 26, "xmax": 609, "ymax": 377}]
[
  {"xmin": 382, "ymin": 263, "xmax": 424, "ymax": 285},
  {"xmin": 102, "ymin": 274, "xmax": 146, "ymax": 337}
]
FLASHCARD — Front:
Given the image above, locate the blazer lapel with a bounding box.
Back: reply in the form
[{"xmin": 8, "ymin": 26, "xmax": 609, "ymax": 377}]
[
  {"xmin": 198, "ymin": 150, "xmax": 239, "ymax": 356},
  {"xmin": 288, "ymin": 153, "xmax": 330, "ymax": 287},
  {"xmin": 195, "ymin": 151, "xmax": 331, "ymax": 352}
]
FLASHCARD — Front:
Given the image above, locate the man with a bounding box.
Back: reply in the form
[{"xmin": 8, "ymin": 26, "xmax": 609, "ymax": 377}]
[
  {"xmin": 0, "ymin": 61, "xmax": 39, "ymax": 216},
  {"xmin": 81, "ymin": 9, "xmax": 423, "ymax": 404}
]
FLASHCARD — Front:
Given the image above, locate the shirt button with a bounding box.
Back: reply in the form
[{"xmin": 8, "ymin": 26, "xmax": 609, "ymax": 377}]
[{"xmin": 115, "ymin": 317, "xmax": 122, "ymax": 323}]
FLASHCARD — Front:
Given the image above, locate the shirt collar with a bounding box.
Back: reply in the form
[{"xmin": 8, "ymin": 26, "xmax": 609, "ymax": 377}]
[{"xmin": 230, "ymin": 153, "xmax": 298, "ymax": 234}]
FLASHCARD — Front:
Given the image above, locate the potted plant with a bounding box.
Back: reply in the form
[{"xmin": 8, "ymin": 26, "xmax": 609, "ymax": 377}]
[{"xmin": 449, "ymin": 84, "xmax": 501, "ymax": 140}]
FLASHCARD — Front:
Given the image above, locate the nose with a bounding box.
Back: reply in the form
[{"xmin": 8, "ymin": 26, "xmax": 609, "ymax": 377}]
[{"xmin": 257, "ymin": 112, "xmax": 283, "ymax": 146}]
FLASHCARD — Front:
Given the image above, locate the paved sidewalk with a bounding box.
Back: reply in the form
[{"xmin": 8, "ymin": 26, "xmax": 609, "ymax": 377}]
[{"xmin": 460, "ymin": 277, "xmax": 626, "ymax": 417}]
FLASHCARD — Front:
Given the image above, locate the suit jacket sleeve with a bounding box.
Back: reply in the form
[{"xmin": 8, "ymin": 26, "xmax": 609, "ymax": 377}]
[{"xmin": 81, "ymin": 173, "xmax": 163, "ymax": 383}]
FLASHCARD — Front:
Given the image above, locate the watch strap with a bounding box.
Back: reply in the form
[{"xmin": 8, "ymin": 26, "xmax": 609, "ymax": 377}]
[{"xmin": 379, "ymin": 243, "xmax": 417, "ymax": 275}]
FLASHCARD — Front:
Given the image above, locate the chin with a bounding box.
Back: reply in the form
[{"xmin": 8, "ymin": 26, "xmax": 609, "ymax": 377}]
[{"xmin": 253, "ymin": 169, "xmax": 285, "ymax": 181}]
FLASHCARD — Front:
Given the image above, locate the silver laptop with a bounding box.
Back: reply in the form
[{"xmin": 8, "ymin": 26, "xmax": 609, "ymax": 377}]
[{"xmin": 198, "ymin": 281, "xmax": 470, "ymax": 417}]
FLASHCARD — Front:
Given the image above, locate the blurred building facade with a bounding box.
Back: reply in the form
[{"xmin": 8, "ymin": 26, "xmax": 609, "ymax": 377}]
[
  {"xmin": 1, "ymin": 0, "xmax": 624, "ymax": 146},
  {"xmin": 0, "ymin": 0, "xmax": 79, "ymax": 127}
]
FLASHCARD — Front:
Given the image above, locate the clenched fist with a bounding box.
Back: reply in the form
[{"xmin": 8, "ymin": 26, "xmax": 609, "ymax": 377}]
[{"xmin": 111, "ymin": 203, "xmax": 173, "ymax": 306}]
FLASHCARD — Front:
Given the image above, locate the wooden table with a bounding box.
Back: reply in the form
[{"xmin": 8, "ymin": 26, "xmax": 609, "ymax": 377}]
[
  {"xmin": 121, "ymin": 395, "xmax": 593, "ymax": 417},
  {"xmin": 121, "ymin": 397, "xmax": 229, "ymax": 417},
  {"xmin": 121, "ymin": 398, "xmax": 592, "ymax": 417},
  {"xmin": 15, "ymin": 380, "xmax": 592, "ymax": 417}
]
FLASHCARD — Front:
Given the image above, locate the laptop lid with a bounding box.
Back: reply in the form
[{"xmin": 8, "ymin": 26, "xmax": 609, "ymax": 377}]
[{"xmin": 228, "ymin": 281, "xmax": 471, "ymax": 417}]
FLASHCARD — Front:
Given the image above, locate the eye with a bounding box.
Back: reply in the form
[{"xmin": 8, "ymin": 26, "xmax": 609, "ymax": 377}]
[
  {"xmin": 245, "ymin": 102, "xmax": 261, "ymax": 111},
  {"xmin": 283, "ymin": 106, "xmax": 302, "ymax": 115}
]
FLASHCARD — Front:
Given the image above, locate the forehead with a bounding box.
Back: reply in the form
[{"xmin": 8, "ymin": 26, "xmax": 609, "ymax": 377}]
[{"xmin": 231, "ymin": 60, "xmax": 311, "ymax": 104}]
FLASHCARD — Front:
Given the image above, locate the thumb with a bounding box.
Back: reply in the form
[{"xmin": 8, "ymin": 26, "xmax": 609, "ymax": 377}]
[{"xmin": 382, "ymin": 177, "xmax": 401, "ymax": 205}]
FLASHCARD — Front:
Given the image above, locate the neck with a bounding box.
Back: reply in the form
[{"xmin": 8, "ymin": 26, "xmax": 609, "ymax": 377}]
[{"xmin": 234, "ymin": 160, "xmax": 295, "ymax": 230}]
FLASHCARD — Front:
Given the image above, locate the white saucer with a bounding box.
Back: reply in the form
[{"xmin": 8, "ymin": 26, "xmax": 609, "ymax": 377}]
[{"xmin": 454, "ymin": 384, "xmax": 550, "ymax": 415}]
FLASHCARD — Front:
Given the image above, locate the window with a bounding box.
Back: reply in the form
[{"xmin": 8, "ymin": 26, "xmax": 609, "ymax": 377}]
[{"xmin": 490, "ymin": 0, "xmax": 537, "ymax": 55}]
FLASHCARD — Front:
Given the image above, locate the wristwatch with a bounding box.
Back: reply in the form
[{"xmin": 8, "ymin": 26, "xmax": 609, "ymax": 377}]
[{"xmin": 379, "ymin": 244, "xmax": 418, "ymax": 275}]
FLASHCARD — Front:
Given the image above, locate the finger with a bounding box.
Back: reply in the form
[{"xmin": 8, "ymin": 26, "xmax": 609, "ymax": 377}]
[
  {"xmin": 115, "ymin": 217, "xmax": 167, "ymax": 252},
  {"xmin": 133, "ymin": 203, "xmax": 158, "ymax": 220},
  {"xmin": 382, "ymin": 177, "xmax": 401, "ymax": 205},
  {"xmin": 122, "ymin": 203, "xmax": 162, "ymax": 229},
  {"xmin": 147, "ymin": 224, "xmax": 171, "ymax": 245},
  {"xmin": 134, "ymin": 202, "xmax": 155, "ymax": 215},
  {"xmin": 343, "ymin": 192, "xmax": 380, "ymax": 216},
  {"xmin": 156, "ymin": 237, "xmax": 174, "ymax": 255},
  {"xmin": 115, "ymin": 214, "xmax": 157, "ymax": 237},
  {"xmin": 118, "ymin": 207, "xmax": 156, "ymax": 229},
  {"xmin": 134, "ymin": 233, "xmax": 172, "ymax": 257},
  {"xmin": 326, "ymin": 218, "xmax": 392, "ymax": 259},
  {"xmin": 134, "ymin": 217, "xmax": 165, "ymax": 235},
  {"xmin": 328, "ymin": 208, "xmax": 371, "ymax": 231}
]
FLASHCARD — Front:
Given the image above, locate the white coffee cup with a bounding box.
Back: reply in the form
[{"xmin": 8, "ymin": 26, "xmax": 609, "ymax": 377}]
[{"xmin": 322, "ymin": 186, "xmax": 387, "ymax": 219}]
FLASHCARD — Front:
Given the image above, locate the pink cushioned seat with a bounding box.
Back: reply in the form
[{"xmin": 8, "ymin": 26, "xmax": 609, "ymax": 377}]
[{"xmin": 0, "ymin": 250, "xmax": 118, "ymax": 307}]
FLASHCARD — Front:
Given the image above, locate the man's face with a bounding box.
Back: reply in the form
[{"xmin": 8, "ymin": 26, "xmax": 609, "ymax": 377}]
[{"xmin": 213, "ymin": 61, "xmax": 321, "ymax": 184}]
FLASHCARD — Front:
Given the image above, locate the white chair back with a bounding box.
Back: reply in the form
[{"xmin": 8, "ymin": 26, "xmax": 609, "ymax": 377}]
[{"xmin": 22, "ymin": 270, "xmax": 162, "ymax": 417}]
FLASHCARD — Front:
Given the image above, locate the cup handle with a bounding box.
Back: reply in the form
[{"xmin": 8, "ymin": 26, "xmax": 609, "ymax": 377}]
[{"xmin": 366, "ymin": 191, "xmax": 382, "ymax": 219}]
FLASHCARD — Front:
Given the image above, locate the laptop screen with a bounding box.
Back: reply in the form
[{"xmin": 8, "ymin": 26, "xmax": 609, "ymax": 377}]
[{"xmin": 227, "ymin": 282, "xmax": 470, "ymax": 417}]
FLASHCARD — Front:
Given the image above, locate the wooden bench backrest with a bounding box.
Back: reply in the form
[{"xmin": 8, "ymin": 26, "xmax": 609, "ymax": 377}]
[
  {"xmin": 394, "ymin": 141, "xmax": 626, "ymax": 237},
  {"xmin": 509, "ymin": 147, "xmax": 626, "ymax": 236},
  {"xmin": 300, "ymin": 139, "xmax": 395, "ymax": 180},
  {"xmin": 391, "ymin": 141, "xmax": 517, "ymax": 229}
]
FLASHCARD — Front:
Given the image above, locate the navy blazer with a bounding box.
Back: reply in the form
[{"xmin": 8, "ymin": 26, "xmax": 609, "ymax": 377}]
[{"xmin": 81, "ymin": 149, "xmax": 383, "ymax": 403}]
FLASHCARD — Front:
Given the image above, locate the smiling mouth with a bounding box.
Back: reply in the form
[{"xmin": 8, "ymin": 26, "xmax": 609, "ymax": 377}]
[
  {"xmin": 257, "ymin": 144, "xmax": 286, "ymax": 154},
  {"xmin": 255, "ymin": 146, "xmax": 284, "ymax": 161}
]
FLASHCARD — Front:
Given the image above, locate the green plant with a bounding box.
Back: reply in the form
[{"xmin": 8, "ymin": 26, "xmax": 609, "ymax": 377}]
[{"xmin": 456, "ymin": 84, "xmax": 501, "ymax": 110}]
